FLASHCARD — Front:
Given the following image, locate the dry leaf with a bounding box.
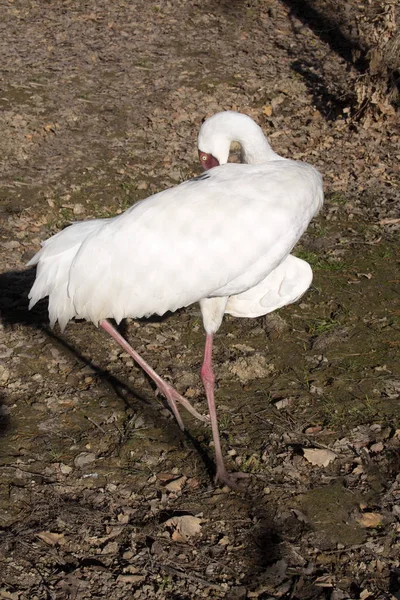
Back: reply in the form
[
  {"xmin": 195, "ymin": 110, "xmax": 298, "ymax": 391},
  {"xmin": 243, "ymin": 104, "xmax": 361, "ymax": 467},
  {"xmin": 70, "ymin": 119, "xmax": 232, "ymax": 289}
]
[
  {"xmin": 43, "ymin": 123, "xmax": 57, "ymax": 133},
  {"xmin": 303, "ymin": 448, "xmax": 336, "ymax": 467},
  {"xmin": 165, "ymin": 475, "xmax": 187, "ymax": 493},
  {"xmin": 117, "ymin": 513, "xmax": 130, "ymax": 524},
  {"xmin": 379, "ymin": 218, "xmax": 400, "ymax": 225},
  {"xmin": 59, "ymin": 463, "xmax": 73, "ymax": 475},
  {"xmin": 0, "ymin": 591, "xmax": 20, "ymax": 600},
  {"xmin": 73, "ymin": 203, "xmax": 85, "ymax": 215},
  {"xmin": 262, "ymin": 104, "xmax": 273, "ymax": 116},
  {"xmin": 314, "ymin": 574, "xmax": 334, "ymax": 587},
  {"xmin": 74, "ymin": 452, "xmax": 96, "ymax": 468},
  {"xmin": 359, "ymin": 590, "xmax": 373, "ymax": 600},
  {"xmin": 352, "ymin": 465, "xmax": 364, "ymax": 475},
  {"xmin": 186, "ymin": 477, "xmax": 200, "ymax": 489},
  {"xmin": 218, "ymin": 535, "xmax": 230, "ymax": 546},
  {"xmin": 358, "ymin": 513, "xmax": 383, "ymax": 528},
  {"xmin": 164, "ymin": 515, "xmax": 202, "ymax": 542},
  {"xmin": 370, "ymin": 441, "xmax": 384, "ymax": 453},
  {"xmin": 291, "ymin": 509, "xmax": 310, "ymax": 524},
  {"xmin": 37, "ymin": 531, "xmax": 66, "ymax": 546},
  {"xmin": 116, "ymin": 574, "xmax": 145, "ymax": 584},
  {"xmin": 171, "ymin": 530, "xmax": 185, "ymax": 543},
  {"xmin": 274, "ymin": 397, "xmax": 293, "ymax": 410},
  {"xmin": 304, "ymin": 425, "xmax": 323, "ymax": 435},
  {"xmin": 101, "ymin": 541, "xmax": 119, "ymax": 554}
]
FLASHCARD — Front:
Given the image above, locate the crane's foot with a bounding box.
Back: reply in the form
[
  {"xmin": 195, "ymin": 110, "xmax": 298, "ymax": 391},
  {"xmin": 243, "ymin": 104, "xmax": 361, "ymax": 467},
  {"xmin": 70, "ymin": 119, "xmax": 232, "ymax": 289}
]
[
  {"xmin": 158, "ymin": 382, "xmax": 209, "ymax": 431},
  {"xmin": 215, "ymin": 467, "xmax": 251, "ymax": 490}
]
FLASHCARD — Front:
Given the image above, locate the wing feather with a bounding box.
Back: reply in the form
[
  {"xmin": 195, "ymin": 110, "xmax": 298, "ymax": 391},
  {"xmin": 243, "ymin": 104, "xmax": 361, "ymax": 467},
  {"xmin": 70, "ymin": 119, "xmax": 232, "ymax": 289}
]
[
  {"xmin": 225, "ymin": 255, "xmax": 313, "ymax": 318},
  {"xmin": 30, "ymin": 160, "xmax": 322, "ymax": 328}
]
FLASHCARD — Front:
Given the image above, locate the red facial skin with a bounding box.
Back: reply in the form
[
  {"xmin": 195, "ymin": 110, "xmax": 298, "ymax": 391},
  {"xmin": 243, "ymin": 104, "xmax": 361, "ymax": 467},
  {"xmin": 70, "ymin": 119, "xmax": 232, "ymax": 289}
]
[{"xmin": 198, "ymin": 150, "xmax": 220, "ymax": 171}]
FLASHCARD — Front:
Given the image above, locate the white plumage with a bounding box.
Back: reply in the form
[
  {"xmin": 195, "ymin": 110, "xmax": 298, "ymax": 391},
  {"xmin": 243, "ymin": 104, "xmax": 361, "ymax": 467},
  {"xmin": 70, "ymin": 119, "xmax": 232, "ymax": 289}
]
[
  {"xmin": 29, "ymin": 162, "xmax": 320, "ymax": 329},
  {"xmin": 28, "ymin": 111, "xmax": 323, "ymax": 488},
  {"xmin": 225, "ymin": 254, "xmax": 312, "ymax": 318}
]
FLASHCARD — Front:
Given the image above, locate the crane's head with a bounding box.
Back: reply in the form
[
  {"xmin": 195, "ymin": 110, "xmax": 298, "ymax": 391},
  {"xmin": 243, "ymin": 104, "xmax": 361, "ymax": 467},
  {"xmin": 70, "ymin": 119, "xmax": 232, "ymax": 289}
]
[
  {"xmin": 198, "ymin": 111, "xmax": 274, "ymax": 170},
  {"xmin": 197, "ymin": 112, "xmax": 240, "ymax": 170}
]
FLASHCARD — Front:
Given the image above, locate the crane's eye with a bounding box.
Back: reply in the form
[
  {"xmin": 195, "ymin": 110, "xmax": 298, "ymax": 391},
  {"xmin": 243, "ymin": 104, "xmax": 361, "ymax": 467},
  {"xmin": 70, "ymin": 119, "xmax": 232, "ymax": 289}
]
[{"xmin": 201, "ymin": 155, "xmax": 207, "ymax": 161}]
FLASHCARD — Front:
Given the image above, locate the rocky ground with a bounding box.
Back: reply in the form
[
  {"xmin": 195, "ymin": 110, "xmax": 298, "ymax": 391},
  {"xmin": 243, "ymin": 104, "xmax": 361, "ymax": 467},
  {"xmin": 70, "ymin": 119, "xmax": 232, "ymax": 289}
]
[{"xmin": 0, "ymin": 1, "xmax": 399, "ymax": 599}]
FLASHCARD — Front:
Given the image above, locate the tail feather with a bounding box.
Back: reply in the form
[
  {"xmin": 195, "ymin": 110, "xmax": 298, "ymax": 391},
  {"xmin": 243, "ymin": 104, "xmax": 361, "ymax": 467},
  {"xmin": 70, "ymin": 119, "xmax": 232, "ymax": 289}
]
[{"xmin": 28, "ymin": 219, "xmax": 106, "ymax": 329}]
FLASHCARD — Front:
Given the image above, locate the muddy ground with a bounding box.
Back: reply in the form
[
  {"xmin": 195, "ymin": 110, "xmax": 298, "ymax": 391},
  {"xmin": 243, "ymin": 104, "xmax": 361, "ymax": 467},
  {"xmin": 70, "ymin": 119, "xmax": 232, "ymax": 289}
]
[{"xmin": 0, "ymin": 1, "xmax": 399, "ymax": 599}]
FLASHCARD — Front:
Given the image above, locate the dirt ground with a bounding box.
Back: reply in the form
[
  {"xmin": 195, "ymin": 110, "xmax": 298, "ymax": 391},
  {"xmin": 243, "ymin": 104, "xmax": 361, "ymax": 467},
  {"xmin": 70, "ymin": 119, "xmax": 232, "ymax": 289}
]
[{"xmin": 0, "ymin": 1, "xmax": 399, "ymax": 599}]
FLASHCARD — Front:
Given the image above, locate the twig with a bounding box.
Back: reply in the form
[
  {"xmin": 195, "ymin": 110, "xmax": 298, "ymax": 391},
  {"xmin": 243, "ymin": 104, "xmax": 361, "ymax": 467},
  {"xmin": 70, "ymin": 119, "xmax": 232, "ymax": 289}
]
[{"xmin": 85, "ymin": 416, "xmax": 107, "ymax": 434}]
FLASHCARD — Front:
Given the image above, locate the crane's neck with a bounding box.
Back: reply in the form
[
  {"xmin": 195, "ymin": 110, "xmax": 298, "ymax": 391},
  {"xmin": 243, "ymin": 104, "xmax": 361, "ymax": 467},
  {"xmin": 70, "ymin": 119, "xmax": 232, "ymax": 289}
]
[
  {"xmin": 238, "ymin": 133, "xmax": 283, "ymax": 165},
  {"xmin": 198, "ymin": 111, "xmax": 285, "ymax": 166}
]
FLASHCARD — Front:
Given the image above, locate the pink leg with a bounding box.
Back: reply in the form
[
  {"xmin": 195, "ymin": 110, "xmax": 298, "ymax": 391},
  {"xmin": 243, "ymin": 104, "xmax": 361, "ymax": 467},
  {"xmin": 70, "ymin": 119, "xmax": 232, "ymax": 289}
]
[
  {"xmin": 101, "ymin": 320, "xmax": 208, "ymax": 430},
  {"xmin": 201, "ymin": 333, "xmax": 250, "ymax": 489}
]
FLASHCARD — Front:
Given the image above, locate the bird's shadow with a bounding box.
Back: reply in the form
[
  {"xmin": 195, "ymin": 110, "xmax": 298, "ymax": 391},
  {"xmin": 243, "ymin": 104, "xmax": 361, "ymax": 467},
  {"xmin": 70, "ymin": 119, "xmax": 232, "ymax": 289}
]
[
  {"xmin": 0, "ymin": 266, "xmax": 218, "ymax": 479},
  {"xmin": 0, "ymin": 267, "xmax": 151, "ymax": 405},
  {"xmin": 1, "ymin": 267, "xmax": 293, "ymax": 588}
]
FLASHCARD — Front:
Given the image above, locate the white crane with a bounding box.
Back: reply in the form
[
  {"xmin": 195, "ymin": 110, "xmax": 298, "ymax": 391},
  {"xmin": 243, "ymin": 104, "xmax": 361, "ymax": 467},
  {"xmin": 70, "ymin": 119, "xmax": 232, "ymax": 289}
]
[{"xmin": 28, "ymin": 111, "xmax": 323, "ymax": 488}]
